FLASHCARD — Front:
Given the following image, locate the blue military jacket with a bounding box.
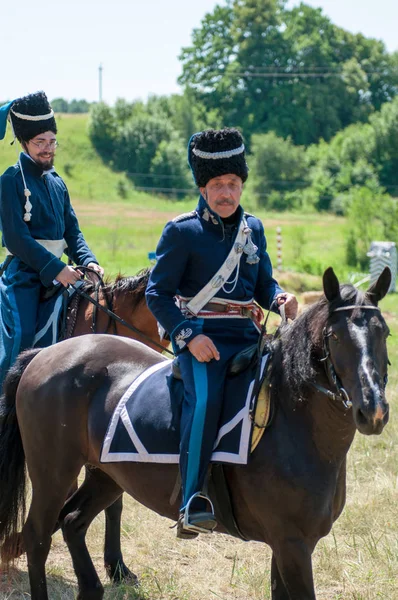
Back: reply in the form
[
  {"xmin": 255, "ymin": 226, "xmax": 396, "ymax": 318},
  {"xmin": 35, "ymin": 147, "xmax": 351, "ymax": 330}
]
[
  {"xmin": 146, "ymin": 195, "xmax": 283, "ymax": 353},
  {"xmin": 0, "ymin": 153, "xmax": 97, "ymax": 286}
]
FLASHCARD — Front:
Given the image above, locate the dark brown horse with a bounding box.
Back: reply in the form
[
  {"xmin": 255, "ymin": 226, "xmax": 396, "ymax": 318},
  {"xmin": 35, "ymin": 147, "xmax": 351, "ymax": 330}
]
[
  {"xmin": 0, "ymin": 267, "xmax": 391, "ymax": 600},
  {"xmin": 53, "ymin": 268, "xmax": 170, "ymax": 582}
]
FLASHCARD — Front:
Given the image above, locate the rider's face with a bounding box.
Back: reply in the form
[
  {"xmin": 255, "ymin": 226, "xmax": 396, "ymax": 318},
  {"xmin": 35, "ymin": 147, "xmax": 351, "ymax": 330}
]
[
  {"xmin": 24, "ymin": 131, "xmax": 57, "ymax": 170},
  {"xmin": 200, "ymin": 174, "xmax": 243, "ymax": 219}
]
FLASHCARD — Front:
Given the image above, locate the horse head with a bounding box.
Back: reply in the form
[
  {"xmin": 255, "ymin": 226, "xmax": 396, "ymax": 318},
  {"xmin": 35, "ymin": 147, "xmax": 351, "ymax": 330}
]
[{"xmin": 322, "ymin": 267, "xmax": 391, "ymax": 435}]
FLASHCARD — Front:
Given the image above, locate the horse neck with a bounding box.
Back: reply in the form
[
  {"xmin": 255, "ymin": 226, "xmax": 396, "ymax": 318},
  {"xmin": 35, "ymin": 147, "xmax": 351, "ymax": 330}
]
[
  {"xmin": 111, "ymin": 289, "xmax": 169, "ymax": 353},
  {"xmin": 273, "ymin": 320, "xmax": 357, "ymax": 463},
  {"xmin": 306, "ymin": 386, "xmax": 357, "ymax": 462}
]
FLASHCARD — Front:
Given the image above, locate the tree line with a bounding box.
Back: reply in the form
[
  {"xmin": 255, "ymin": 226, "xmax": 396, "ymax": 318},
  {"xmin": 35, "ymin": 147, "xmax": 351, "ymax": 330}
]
[{"xmin": 86, "ymin": 0, "xmax": 398, "ymax": 270}]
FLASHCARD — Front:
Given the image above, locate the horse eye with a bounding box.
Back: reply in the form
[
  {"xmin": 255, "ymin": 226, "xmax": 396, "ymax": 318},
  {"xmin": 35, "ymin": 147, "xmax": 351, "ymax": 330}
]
[{"xmin": 331, "ymin": 332, "xmax": 338, "ymax": 341}]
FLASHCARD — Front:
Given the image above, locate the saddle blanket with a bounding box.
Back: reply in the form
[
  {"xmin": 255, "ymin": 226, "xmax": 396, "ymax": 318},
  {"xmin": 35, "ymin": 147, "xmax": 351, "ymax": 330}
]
[
  {"xmin": 100, "ymin": 355, "xmax": 269, "ymax": 466},
  {"xmin": 33, "ymin": 281, "xmax": 84, "ymax": 348}
]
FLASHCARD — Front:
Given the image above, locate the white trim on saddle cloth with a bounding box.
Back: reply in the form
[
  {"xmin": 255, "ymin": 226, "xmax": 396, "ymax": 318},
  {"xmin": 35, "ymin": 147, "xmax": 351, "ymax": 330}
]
[
  {"xmin": 33, "ymin": 279, "xmax": 84, "ymax": 347},
  {"xmin": 100, "ymin": 355, "xmax": 269, "ymax": 465}
]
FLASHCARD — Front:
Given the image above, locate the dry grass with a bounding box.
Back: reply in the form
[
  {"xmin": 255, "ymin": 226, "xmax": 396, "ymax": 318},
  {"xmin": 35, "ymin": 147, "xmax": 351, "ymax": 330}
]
[{"xmin": 1, "ymin": 303, "xmax": 397, "ymax": 600}]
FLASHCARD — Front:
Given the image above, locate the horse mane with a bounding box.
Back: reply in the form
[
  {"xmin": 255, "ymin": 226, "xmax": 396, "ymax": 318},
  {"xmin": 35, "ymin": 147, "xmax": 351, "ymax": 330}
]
[
  {"xmin": 270, "ymin": 284, "xmax": 371, "ymax": 403},
  {"xmin": 82, "ymin": 268, "xmax": 150, "ymax": 310}
]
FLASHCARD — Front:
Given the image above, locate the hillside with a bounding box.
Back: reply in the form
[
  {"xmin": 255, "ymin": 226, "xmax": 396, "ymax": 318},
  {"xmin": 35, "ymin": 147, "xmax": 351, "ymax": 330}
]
[
  {"xmin": 0, "ymin": 114, "xmax": 173, "ymax": 207},
  {"xmin": 0, "ymin": 113, "xmax": 378, "ymax": 285}
]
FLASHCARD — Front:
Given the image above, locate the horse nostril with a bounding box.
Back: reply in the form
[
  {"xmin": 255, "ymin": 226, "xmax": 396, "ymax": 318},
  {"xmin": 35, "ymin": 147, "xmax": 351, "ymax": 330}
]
[
  {"xmin": 356, "ymin": 408, "xmax": 368, "ymax": 428},
  {"xmin": 382, "ymin": 405, "xmax": 390, "ymax": 425}
]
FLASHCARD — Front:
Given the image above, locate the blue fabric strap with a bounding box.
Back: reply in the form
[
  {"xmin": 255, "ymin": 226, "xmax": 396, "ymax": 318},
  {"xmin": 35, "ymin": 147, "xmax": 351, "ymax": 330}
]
[{"xmin": 183, "ymin": 358, "xmax": 208, "ymax": 507}]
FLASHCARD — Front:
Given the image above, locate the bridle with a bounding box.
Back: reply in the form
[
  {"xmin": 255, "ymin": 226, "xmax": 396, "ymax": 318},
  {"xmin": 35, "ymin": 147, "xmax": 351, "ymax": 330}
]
[
  {"xmin": 312, "ymin": 304, "xmax": 381, "ymax": 410},
  {"xmin": 70, "ymin": 267, "xmax": 175, "ymax": 357}
]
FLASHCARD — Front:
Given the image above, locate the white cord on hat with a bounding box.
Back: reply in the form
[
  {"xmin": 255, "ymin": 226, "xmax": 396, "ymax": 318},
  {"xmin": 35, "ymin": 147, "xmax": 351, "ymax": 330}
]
[
  {"xmin": 10, "ymin": 108, "xmax": 54, "ymax": 122},
  {"xmin": 192, "ymin": 144, "xmax": 245, "ymax": 160}
]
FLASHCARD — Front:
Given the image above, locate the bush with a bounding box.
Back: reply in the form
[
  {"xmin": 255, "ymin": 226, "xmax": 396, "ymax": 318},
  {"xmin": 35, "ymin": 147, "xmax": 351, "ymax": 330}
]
[
  {"xmin": 88, "ymin": 103, "xmax": 118, "ymax": 162},
  {"xmin": 249, "ymin": 132, "xmax": 309, "ymax": 208},
  {"xmin": 150, "ymin": 137, "xmax": 194, "ymax": 197},
  {"xmin": 113, "ymin": 115, "xmax": 173, "ymax": 187}
]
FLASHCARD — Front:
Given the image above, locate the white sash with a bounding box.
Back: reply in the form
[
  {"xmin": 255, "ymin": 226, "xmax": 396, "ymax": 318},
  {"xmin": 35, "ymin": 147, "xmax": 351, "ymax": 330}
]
[
  {"xmin": 186, "ymin": 218, "xmax": 250, "ymax": 316},
  {"xmin": 6, "ymin": 238, "xmax": 67, "ymax": 259}
]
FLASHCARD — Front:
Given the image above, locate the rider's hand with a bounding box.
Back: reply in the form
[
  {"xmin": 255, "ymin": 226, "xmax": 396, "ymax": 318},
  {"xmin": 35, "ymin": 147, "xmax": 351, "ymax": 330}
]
[
  {"xmin": 187, "ymin": 334, "xmax": 220, "ymax": 362},
  {"xmin": 86, "ymin": 262, "xmax": 105, "ymax": 283},
  {"xmin": 276, "ymin": 293, "xmax": 298, "ymax": 320},
  {"xmin": 55, "ymin": 265, "xmax": 84, "ymax": 286}
]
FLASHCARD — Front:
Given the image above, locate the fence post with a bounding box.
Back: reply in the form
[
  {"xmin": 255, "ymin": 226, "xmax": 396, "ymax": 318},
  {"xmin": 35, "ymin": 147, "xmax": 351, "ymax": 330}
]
[{"xmin": 276, "ymin": 227, "xmax": 282, "ymax": 272}]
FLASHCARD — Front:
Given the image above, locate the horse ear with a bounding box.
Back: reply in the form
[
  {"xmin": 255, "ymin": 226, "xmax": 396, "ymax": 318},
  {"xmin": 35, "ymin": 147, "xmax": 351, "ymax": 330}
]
[
  {"xmin": 323, "ymin": 267, "xmax": 341, "ymax": 303},
  {"xmin": 366, "ymin": 267, "xmax": 391, "ymax": 306}
]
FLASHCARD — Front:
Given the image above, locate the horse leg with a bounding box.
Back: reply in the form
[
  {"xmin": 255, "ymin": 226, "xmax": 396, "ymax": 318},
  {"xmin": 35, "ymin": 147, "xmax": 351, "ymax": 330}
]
[
  {"xmin": 23, "ymin": 472, "xmax": 82, "ymax": 600},
  {"xmin": 60, "ymin": 467, "xmax": 137, "ymax": 600},
  {"xmin": 270, "ymin": 554, "xmax": 290, "ymax": 600},
  {"xmin": 104, "ymin": 495, "xmax": 134, "ymax": 583},
  {"xmin": 272, "ymin": 541, "xmax": 316, "ymax": 600}
]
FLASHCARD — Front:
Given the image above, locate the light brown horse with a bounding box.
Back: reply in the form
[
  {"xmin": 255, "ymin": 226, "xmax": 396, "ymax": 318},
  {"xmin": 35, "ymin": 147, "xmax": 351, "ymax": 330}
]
[
  {"xmin": 0, "ymin": 267, "xmax": 391, "ymax": 600},
  {"xmin": 70, "ymin": 269, "xmax": 167, "ymax": 353}
]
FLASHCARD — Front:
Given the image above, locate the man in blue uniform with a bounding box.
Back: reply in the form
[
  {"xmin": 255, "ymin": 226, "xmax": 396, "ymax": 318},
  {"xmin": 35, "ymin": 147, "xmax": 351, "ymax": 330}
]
[
  {"xmin": 146, "ymin": 128, "xmax": 297, "ymax": 538},
  {"xmin": 0, "ymin": 91, "xmax": 103, "ymax": 389}
]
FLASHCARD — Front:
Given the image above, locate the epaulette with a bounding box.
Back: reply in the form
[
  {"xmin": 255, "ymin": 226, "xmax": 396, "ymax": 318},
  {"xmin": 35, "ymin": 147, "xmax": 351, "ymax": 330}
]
[
  {"xmin": 244, "ymin": 211, "xmax": 255, "ymax": 219},
  {"xmin": 173, "ymin": 210, "xmax": 197, "ymax": 223},
  {"xmin": 1, "ymin": 164, "xmax": 21, "ymax": 179}
]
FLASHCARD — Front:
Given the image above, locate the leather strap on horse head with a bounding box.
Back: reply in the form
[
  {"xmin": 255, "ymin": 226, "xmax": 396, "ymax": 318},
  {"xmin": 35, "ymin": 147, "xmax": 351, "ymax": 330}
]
[{"xmin": 69, "ymin": 271, "xmax": 174, "ymax": 357}]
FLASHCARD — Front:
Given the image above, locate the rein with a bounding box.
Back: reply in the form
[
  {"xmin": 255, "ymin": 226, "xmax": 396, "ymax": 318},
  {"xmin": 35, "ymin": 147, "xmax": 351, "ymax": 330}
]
[
  {"xmin": 71, "ymin": 267, "xmax": 175, "ymax": 357},
  {"xmin": 313, "ymin": 304, "xmax": 381, "ymax": 409}
]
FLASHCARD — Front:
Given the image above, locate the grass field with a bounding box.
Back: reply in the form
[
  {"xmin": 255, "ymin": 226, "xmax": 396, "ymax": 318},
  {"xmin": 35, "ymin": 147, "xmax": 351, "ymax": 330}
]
[
  {"xmin": 0, "ymin": 113, "xmax": 353, "ymax": 283},
  {"xmin": 0, "ymin": 114, "xmax": 397, "ymax": 599},
  {"xmin": 0, "ymin": 295, "xmax": 396, "ymax": 600}
]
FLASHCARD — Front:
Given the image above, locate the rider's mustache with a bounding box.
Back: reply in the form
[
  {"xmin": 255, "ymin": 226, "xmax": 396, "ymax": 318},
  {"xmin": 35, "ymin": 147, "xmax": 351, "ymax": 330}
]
[{"xmin": 215, "ymin": 198, "xmax": 234, "ymax": 204}]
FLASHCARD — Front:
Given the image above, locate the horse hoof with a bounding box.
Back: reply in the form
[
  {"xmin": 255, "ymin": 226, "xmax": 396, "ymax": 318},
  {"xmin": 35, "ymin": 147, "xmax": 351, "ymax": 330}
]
[
  {"xmin": 77, "ymin": 584, "xmax": 104, "ymax": 600},
  {"xmin": 105, "ymin": 561, "xmax": 138, "ymax": 585}
]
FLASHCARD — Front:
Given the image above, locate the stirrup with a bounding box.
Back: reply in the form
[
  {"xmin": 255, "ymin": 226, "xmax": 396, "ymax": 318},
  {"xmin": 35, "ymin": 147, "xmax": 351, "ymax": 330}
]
[{"xmin": 183, "ymin": 492, "xmax": 217, "ymax": 534}]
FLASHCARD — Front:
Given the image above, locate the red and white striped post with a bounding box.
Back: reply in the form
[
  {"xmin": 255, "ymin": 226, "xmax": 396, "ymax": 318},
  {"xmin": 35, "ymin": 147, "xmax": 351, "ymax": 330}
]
[{"xmin": 276, "ymin": 227, "xmax": 282, "ymax": 272}]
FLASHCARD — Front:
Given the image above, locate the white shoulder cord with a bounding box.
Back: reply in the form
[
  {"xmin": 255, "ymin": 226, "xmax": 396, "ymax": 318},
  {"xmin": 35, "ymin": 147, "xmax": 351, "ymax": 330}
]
[
  {"xmin": 9, "ymin": 117, "xmax": 32, "ymax": 222},
  {"xmin": 222, "ymin": 260, "xmax": 240, "ymax": 294}
]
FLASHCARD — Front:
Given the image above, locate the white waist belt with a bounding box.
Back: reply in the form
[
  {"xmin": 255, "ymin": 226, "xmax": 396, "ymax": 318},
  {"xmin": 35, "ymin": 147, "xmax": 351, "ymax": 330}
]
[{"xmin": 6, "ymin": 238, "xmax": 67, "ymax": 259}]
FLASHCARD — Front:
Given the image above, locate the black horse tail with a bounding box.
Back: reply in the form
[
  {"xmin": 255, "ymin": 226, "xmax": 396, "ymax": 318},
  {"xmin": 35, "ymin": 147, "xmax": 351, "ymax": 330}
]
[{"xmin": 0, "ymin": 348, "xmax": 42, "ymax": 561}]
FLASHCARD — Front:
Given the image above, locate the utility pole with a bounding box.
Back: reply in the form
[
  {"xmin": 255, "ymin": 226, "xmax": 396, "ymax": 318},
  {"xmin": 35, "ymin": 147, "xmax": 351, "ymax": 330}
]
[{"xmin": 99, "ymin": 63, "xmax": 103, "ymax": 103}]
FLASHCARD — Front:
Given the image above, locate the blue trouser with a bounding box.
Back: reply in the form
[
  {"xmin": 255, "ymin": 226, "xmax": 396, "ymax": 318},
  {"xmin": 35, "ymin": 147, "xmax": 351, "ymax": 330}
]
[
  {"xmin": 178, "ymin": 317, "xmax": 259, "ymax": 510},
  {"xmin": 0, "ymin": 257, "xmax": 43, "ymax": 392}
]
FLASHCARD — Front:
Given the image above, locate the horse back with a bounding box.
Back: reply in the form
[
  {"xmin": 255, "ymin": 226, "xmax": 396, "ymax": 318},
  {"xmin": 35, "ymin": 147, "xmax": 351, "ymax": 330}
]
[{"xmin": 15, "ymin": 335, "xmax": 165, "ymax": 466}]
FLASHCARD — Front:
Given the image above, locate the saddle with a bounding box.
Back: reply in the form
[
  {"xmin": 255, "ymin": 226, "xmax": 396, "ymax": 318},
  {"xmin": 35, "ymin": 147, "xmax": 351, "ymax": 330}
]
[{"xmin": 171, "ymin": 343, "xmax": 258, "ymax": 380}]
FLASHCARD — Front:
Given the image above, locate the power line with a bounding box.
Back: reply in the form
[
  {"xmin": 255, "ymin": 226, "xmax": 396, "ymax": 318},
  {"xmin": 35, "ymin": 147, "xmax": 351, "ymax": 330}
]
[{"xmin": 214, "ymin": 71, "xmax": 397, "ymax": 79}]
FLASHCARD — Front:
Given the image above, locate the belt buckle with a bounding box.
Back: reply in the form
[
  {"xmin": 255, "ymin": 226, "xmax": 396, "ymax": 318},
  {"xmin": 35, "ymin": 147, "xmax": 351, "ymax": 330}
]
[
  {"xmin": 226, "ymin": 303, "xmax": 239, "ymax": 315},
  {"xmin": 231, "ymin": 303, "xmax": 243, "ymax": 316}
]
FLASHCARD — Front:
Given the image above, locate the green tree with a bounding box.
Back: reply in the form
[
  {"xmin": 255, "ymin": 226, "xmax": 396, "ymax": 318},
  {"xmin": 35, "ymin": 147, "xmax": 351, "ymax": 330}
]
[
  {"xmin": 150, "ymin": 136, "xmax": 194, "ymax": 197},
  {"xmin": 68, "ymin": 99, "xmax": 90, "ymax": 113},
  {"xmin": 345, "ymin": 186, "xmax": 391, "ymax": 269},
  {"xmin": 370, "ymin": 96, "xmax": 398, "ymax": 191},
  {"xmin": 179, "ymin": 0, "xmax": 398, "ymax": 145},
  {"xmin": 249, "ymin": 132, "xmax": 308, "ymax": 208},
  {"xmin": 113, "ymin": 114, "xmax": 173, "ymax": 187},
  {"xmin": 51, "ymin": 97, "xmax": 69, "ymax": 113},
  {"xmin": 113, "ymin": 99, "xmax": 136, "ymax": 124},
  {"xmin": 88, "ymin": 103, "xmax": 118, "ymax": 162}
]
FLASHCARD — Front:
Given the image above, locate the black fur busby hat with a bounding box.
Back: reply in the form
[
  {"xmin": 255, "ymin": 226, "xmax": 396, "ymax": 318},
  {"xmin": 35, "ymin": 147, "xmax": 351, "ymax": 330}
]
[
  {"xmin": 188, "ymin": 128, "xmax": 249, "ymax": 188},
  {"xmin": 9, "ymin": 91, "xmax": 57, "ymax": 142}
]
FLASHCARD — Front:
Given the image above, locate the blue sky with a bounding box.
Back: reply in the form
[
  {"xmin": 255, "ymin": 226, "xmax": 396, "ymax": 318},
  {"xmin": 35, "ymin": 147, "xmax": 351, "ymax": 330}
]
[{"xmin": 1, "ymin": 0, "xmax": 396, "ymax": 105}]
